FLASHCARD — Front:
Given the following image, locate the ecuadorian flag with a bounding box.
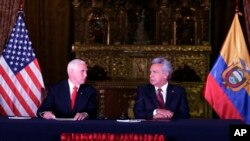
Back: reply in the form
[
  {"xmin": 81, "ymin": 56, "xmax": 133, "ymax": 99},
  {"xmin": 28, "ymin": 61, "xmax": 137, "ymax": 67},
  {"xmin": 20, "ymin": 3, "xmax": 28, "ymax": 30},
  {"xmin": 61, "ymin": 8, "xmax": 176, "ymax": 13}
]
[{"xmin": 204, "ymin": 13, "xmax": 250, "ymax": 124}]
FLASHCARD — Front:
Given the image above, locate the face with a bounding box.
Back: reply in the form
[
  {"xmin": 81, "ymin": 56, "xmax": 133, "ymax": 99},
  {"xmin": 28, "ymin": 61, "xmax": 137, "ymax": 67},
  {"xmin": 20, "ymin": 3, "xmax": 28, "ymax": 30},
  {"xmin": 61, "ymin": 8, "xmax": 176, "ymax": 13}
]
[
  {"xmin": 149, "ymin": 64, "xmax": 168, "ymax": 87},
  {"xmin": 69, "ymin": 63, "xmax": 88, "ymax": 85}
]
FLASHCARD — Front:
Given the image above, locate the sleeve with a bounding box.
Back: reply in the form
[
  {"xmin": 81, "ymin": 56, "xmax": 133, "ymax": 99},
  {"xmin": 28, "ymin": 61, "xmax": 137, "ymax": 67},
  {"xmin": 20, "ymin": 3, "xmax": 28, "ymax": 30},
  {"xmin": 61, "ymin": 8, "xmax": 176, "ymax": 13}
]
[{"xmin": 133, "ymin": 86, "xmax": 154, "ymax": 119}]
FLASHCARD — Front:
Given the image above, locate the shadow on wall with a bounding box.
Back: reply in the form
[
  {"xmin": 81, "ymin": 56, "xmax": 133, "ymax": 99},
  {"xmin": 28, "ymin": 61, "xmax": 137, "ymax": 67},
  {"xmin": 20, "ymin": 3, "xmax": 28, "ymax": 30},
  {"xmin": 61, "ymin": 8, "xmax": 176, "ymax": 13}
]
[
  {"xmin": 172, "ymin": 65, "xmax": 201, "ymax": 82},
  {"xmin": 87, "ymin": 65, "xmax": 108, "ymax": 80}
]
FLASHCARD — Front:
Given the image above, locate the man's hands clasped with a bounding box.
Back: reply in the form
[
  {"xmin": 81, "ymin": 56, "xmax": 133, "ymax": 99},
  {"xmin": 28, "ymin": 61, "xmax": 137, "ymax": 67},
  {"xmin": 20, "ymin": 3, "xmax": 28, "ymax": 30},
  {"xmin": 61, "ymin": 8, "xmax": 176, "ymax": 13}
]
[
  {"xmin": 153, "ymin": 109, "xmax": 173, "ymax": 120},
  {"xmin": 41, "ymin": 111, "xmax": 88, "ymax": 120}
]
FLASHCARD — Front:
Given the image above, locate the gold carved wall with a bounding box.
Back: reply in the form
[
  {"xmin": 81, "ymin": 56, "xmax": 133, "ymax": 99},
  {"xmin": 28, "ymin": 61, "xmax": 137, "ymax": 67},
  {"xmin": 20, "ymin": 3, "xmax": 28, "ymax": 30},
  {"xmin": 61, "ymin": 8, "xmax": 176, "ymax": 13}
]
[
  {"xmin": 73, "ymin": 45, "xmax": 210, "ymax": 81},
  {"xmin": 72, "ymin": 0, "xmax": 210, "ymax": 46},
  {"xmin": 72, "ymin": 44, "xmax": 212, "ymax": 119},
  {"xmin": 71, "ymin": 0, "xmax": 212, "ymax": 119}
]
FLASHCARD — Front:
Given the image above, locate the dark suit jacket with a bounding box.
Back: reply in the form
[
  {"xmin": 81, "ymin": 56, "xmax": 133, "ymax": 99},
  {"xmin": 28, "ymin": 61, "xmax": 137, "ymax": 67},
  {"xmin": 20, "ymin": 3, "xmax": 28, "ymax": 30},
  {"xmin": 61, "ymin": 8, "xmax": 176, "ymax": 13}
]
[
  {"xmin": 133, "ymin": 84, "xmax": 190, "ymax": 119},
  {"xmin": 37, "ymin": 80, "xmax": 97, "ymax": 119}
]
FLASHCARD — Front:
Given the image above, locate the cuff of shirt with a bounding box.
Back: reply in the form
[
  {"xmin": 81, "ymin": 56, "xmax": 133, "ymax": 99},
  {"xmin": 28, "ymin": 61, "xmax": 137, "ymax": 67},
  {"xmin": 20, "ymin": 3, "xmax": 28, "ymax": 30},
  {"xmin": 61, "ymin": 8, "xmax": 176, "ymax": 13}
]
[{"xmin": 153, "ymin": 109, "xmax": 157, "ymax": 116}]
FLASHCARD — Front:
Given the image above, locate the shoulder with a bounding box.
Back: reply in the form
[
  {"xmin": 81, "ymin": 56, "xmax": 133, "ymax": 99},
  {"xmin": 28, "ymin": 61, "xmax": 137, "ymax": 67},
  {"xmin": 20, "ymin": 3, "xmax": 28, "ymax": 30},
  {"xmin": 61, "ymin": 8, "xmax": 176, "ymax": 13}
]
[
  {"xmin": 45, "ymin": 80, "xmax": 68, "ymax": 96},
  {"xmin": 137, "ymin": 84, "xmax": 154, "ymax": 90},
  {"xmin": 80, "ymin": 84, "xmax": 96, "ymax": 92},
  {"xmin": 48, "ymin": 80, "xmax": 68, "ymax": 90},
  {"xmin": 169, "ymin": 83, "xmax": 185, "ymax": 90},
  {"xmin": 168, "ymin": 83, "xmax": 186, "ymax": 94}
]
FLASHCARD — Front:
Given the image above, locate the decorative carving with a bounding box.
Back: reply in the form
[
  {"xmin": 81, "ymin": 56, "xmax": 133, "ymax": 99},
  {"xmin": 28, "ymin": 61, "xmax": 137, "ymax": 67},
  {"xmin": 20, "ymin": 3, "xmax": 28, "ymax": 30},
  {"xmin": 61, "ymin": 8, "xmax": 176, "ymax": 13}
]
[
  {"xmin": 175, "ymin": 7, "xmax": 196, "ymax": 45},
  {"xmin": 72, "ymin": 44, "xmax": 211, "ymax": 81},
  {"xmin": 72, "ymin": 0, "xmax": 210, "ymax": 45},
  {"xmin": 178, "ymin": 82, "xmax": 212, "ymax": 118},
  {"xmin": 73, "ymin": 44, "xmax": 212, "ymax": 119},
  {"xmin": 87, "ymin": 10, "xmax": 109, "ymax": 44},
  {"xmin": 71, "ymin": 0, "xmax": 212, "ymax": 119}
]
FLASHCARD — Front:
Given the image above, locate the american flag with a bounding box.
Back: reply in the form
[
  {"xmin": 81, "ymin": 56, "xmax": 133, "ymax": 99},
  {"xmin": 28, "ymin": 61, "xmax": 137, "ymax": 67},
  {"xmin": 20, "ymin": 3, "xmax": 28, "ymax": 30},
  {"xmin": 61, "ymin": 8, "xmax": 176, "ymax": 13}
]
[{"xmin": 0, "ymin": 11, "xmax": 44, "ymax": 117}]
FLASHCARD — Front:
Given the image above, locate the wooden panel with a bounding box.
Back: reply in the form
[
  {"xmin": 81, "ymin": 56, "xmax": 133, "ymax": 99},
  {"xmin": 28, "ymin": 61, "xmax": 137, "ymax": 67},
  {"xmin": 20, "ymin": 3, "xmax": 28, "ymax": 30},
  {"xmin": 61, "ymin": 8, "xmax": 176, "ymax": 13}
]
[{"xmin": 99, "ymin": 88, "xmax": 136, "ymax": 119}]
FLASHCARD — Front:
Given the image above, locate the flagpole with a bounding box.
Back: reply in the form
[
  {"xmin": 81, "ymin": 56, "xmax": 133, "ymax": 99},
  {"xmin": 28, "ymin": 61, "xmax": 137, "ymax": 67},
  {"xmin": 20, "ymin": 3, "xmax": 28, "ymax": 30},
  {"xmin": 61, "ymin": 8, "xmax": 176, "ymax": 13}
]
[
  {"xmin": 19, "ymin": 0, "xmax": 24, "ymax": 11},
  {"xmin": 235, "ymin": 0, "xmax": 238, "ymax": 13}
]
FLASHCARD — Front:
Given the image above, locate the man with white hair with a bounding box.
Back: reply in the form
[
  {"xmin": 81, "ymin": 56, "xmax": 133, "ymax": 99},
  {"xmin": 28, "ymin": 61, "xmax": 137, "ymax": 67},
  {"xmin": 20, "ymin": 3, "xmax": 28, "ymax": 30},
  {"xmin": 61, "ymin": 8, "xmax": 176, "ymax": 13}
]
[
  {"xmin": 134, "ymin": 57, "xmax": 190, "ymax": 120},
  {"xmin": 37, "ymin": 59, "xmax": 97, "ymax": 120}
]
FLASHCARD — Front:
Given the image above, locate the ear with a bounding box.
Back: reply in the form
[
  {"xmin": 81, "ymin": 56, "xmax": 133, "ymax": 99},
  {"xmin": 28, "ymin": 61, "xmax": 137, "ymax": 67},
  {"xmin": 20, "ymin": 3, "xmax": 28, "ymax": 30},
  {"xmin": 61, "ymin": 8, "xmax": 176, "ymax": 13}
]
[
  {"xmin": 68, "ymin": 68, "xmax": 74, "ymax": 77},
  {"xmin": 69, "ymin": 68, "xmax": 74, "ymax": 73},
  {"xmin": 164, "ymin": 72, "xmax": 169, "ymax": 79}
]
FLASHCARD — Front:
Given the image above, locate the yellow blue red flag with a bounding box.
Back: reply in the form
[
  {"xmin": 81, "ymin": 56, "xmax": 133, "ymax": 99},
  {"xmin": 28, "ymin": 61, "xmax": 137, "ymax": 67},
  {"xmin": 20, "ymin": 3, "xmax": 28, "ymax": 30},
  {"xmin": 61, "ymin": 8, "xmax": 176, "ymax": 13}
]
[{"xmin": 204, "ymin": 13, "xmax": 250, "ymax": 124}]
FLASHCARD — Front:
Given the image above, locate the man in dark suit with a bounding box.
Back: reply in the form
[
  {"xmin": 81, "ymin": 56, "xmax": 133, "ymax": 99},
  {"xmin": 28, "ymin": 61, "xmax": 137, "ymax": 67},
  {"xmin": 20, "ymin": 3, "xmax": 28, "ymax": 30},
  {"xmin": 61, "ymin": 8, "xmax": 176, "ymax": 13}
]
[
  {"xmin": 134, "ymin": 57, "xmax": 190, "ymax": 120},
  {"xmin": 37, "ymin": 59, "xmax": 97, "ymax": 120}
]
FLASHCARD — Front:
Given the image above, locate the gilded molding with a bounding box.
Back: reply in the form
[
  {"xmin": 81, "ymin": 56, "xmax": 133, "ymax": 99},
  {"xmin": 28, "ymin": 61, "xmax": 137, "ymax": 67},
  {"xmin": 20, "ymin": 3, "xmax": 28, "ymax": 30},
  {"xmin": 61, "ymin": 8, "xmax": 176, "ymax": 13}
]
[
  {"xmin": 72, "ymin": 44, "xmax": 211, "ymax": 52},
  {"xmin": 72, "ymin": 44, "xmax": 211, "ymax": 81}
]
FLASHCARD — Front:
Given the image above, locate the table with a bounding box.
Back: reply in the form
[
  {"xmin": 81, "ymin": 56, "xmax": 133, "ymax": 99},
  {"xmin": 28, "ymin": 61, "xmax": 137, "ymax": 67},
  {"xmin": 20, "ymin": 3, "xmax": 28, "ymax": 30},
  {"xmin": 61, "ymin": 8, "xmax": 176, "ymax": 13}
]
[{"xmin": 0, "ymin": 117, "xmax": 244, "ymax": 141}]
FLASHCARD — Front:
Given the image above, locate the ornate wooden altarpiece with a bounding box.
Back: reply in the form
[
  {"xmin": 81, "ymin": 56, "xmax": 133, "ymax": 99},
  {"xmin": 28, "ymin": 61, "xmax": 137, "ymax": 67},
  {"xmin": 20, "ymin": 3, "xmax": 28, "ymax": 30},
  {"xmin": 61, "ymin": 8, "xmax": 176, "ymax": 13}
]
[{"xmin": 71, "ymin": 0, "xmax": 212, "ymax": 119}]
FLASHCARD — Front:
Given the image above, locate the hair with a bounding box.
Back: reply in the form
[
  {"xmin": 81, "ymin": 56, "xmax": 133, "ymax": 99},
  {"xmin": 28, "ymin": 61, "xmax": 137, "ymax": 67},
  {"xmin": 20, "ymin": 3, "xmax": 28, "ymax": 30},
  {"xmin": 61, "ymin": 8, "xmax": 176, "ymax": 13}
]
[
  {"xmin": 67, "ymin": 59, "xmax": 86, "ymax": 74},
  {"xmin": 151, "ymin": 57, "xmax": 173, "ymax": 80}
]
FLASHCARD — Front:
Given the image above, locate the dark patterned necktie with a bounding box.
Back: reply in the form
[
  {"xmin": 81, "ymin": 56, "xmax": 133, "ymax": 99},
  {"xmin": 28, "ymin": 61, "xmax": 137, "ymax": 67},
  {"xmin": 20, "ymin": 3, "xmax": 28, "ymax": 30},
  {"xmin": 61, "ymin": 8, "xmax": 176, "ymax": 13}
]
[{"xmin": 156, "ymin": 88, "xmax": 165, "ymax": 108}]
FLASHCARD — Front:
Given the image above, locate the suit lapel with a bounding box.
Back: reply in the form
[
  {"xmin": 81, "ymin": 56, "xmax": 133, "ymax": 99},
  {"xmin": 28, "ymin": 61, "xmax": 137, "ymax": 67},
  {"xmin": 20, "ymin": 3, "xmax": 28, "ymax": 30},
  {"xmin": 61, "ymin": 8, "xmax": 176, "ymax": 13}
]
[
  {"xmin": 148, "ymin": 84, "xmax": 158, "ymax": 107},
  {"xmin": 73, "ymin": 86, "xmax": 81, "ymax": 110},
  {"xmin": 65, "ymin": 81, "xmax": 74, "ymax": 111},
  {"xmin": 165, "ymin": 84, "xmax": 174, "ymax": 107},
  {"xmin": 60, "ymin": 81, "xmax": 73, "ymax": 112},
  {"xmin": 74, "ymin": 84, "xmax": 88, "ymax": 110}
]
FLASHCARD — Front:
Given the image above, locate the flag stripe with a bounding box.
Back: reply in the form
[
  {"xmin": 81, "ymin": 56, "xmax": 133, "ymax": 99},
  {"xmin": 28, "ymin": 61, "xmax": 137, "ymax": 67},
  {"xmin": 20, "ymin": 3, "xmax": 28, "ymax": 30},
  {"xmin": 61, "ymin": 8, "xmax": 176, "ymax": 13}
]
[
  {"xmin": 0, "ymin": 85, "xmax": 21, "ymax": 116},
  {"xmin": 204, "ymin": 74, "xmax": 243, "ymax": 120},
  {"xmin": 0, "ymin": 103, "xmax": 8, "ymax": 116},
  {"xmin": 30, "ymin": 59, "xmax": 44, "ymax": 89},
  {"xmin": 17, "ymin": 65, "xmax": 41, "ymax": 107},
  {"xmin": 220, "ymin": 14, "xmax": 250, "ymax": 64},
  {"xmin": 16, "ymin": 72, "xmax": 40, "ymax": 107},
  {"xmin": 23, "ymin": 60, "xmax": 44, "ymax": 96},
  {"xmin": 210, "ymin": 57, "xmax": 250, "ymax": 121},
  {"xmin": 0, "ymin": 69, "xmax": 26, "ymax": 116},
  {"xmin": 0, "ymin": 64, "xmax": 34, "ymax": 116}
]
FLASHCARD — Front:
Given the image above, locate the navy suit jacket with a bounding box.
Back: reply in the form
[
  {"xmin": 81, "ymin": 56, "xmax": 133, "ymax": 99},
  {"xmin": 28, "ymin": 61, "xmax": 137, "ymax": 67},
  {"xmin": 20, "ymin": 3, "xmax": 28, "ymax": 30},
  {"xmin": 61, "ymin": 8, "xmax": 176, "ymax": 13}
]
[
  {"xmin": 133, "ymin": 84, "xmax": 190, "ymax": 119},
  {"xmin": 37, "ymin": 80, "xmax": 97, "ymax": 119}
]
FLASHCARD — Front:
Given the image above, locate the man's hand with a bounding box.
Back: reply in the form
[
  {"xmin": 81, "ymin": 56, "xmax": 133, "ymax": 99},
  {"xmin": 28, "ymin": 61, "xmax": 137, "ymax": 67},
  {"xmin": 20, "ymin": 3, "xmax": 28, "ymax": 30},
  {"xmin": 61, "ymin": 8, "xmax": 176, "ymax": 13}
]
[
  {"xmin": 42, "ymin": 111, "xmax": 56, "ymax": 119},
  {"xmin": 153, "ymin": 109, "xmax": 173, "ymax": 119},
  {"xmin": 74, "ymin": 112, "xmax": 89, "ymax": 120}
]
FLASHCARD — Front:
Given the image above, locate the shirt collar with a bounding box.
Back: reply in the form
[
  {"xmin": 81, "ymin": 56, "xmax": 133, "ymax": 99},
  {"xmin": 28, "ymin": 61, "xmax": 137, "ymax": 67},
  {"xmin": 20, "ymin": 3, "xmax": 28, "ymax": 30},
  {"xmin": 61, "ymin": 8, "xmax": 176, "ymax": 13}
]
[
  {"xmin": 68, "ymin": 79, "xmax": 79, "ymax": 90},
  {"xmin": 155, "ymin": 82, "xmax": 168, "ymax": 94}
]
